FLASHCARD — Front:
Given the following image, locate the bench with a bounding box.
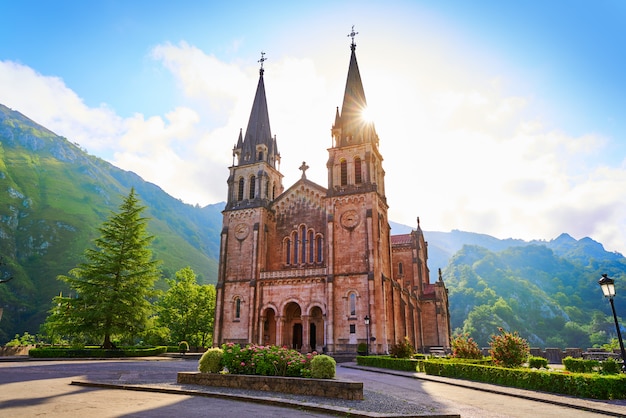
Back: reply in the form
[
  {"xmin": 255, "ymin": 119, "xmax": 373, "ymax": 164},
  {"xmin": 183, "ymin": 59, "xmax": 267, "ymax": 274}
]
[
  {"xmin": 582, "ymin": 351, "xmax": 620, "ymax": 361},
  {"xmin": 428, "ymin": 346, "xmax": 447, "ymax": 357}
]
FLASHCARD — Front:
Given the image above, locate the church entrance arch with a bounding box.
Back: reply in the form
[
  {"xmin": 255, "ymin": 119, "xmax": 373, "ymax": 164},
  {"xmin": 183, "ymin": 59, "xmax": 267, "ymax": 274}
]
[
  {"xmin": 262, "ymin": 308, "xmax": 276, "ymax": 346},
  {"xmin": 284, "ymin": 302, "xmax": 302, "ymax": 350},
  {"xmin": 292, "ymin": 323, "xmax": 303, "ymax": 349},
  {"xmin": 309, "ymin": 306, "xmax": 324, "ymax": 352}
]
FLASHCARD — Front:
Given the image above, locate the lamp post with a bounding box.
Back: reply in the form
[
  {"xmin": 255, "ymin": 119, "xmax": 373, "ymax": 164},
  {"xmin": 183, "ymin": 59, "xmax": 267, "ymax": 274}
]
[
  {"xmin": 598, "ymin": 274, "xmax": 626, "ymax": 372},
  {"xmin": 364, "ymin": 315, "xmax": 370, "ymax": 356}
]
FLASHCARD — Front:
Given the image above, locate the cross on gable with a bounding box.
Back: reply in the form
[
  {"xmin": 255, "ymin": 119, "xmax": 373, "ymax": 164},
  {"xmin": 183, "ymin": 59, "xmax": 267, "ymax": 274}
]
[{"xmin": 299, "ymin": 161, "xmax": 309, "ymax": 179}]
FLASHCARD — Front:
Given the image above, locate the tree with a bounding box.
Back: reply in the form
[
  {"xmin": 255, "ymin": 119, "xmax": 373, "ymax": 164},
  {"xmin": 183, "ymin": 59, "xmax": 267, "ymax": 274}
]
[
  {"xmin": 462, "ymin": 304, "xmax": 503, "ymax": 347},
  {"xmin": 156, "ymin": 267, "xmax": 215, "ymax": 347},
  {"xmin": 44, "ymin": 189, "xmax": 160, "ymax": 348}
]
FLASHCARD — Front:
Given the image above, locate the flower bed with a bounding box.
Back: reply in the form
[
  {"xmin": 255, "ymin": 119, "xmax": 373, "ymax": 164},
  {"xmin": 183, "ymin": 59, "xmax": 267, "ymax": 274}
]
[{"xmin": 177, "ymin": 372, "xmax": 363, "ymax": 400}]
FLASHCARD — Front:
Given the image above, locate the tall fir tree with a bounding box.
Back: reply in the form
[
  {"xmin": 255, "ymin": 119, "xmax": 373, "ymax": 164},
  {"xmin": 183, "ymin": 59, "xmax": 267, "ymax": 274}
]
[{"xmin": 45, "ymin": 188, "xmax": 161, "ymax": 348}]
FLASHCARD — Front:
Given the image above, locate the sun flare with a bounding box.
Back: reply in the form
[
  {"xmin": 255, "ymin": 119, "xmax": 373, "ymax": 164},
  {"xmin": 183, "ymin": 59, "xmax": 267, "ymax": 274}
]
[{"xmin": 360, "ymin": 106, "xmax": 374, "ymax": 123}]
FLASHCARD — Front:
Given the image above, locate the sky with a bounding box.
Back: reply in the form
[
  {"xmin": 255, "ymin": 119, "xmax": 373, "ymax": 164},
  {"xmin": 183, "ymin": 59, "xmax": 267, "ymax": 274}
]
[{"xmin": 2, "ymin": 1, "xmax": 626, "ymax": 254}]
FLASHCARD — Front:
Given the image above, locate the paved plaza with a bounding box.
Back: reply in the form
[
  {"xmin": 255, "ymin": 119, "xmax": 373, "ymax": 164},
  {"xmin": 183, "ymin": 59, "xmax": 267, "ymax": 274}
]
[{"xmin": 0, "ymin": 357, "xmax": 624, "ymax": 417}]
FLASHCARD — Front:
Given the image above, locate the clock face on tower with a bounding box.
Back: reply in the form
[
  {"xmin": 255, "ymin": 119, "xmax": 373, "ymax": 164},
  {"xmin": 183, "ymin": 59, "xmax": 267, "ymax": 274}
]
[
  {"xmin": 234, "ymin": 223, "xmax": 250, "ymax": 240},
  {"xmin": 340, "ymin": 209, "xmax": 360, "ymax": 230}
]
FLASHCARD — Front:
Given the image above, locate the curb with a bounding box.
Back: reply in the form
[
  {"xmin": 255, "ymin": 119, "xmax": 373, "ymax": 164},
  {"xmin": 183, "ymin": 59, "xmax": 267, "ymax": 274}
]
[{"xmin": 70, "ymin": 380, "xmax": 460, "ymax": 418}]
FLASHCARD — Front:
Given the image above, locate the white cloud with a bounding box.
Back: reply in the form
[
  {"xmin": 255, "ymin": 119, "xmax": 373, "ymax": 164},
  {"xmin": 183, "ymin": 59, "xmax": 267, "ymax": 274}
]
[{"xmin": 0, "ymin": 60, "xmax": 124, "ymax": 154}]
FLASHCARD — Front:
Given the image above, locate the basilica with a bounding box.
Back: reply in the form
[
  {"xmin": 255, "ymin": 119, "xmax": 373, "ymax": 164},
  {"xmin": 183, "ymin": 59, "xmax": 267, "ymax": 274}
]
[{"xmin": 213, "ymin": 33, "xmax": 450, "ymax": 355}]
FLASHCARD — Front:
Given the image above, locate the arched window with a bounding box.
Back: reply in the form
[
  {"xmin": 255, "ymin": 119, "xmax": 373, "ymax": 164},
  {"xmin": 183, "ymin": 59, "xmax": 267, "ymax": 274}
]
[
  {"xmin": 354, "ymin": 157, "xmax": 362, "ymax": 184},
  {"xmin": 398, "ymin": 262, "xmax": 404, "ymax": 276},
  {"xmin": 249, "ymin": 175, "xmax": 256, "ymax": 199},
  {"xmin": 316, "ymin": 235, "xmax": 323, "ymax": 263},
  {"xmin": 237, "ymin": 178, "xmax": 244, "ymax": 201},
  {"xmin": 308, "ymin": 230, "xmax": 314, "ymax": 263},
  {"xmin": 265, "ymin": 179, "xmax": 270, "ymax": 198},
  {"xmin": 300, "ymin": 226, "xmax": 306, "ymax": 263},
  {"xmin": 235, "ymin": 298, "xmax": 241, "ymax": 319},
  {"xmin": 349, "ymin": 293, "xmax": 356, "ymax": 317},
  {"xmin": 340, "ymin": 159, "xmax": 348, "ymax": 186},
  {"xmin": 293, "ymin": 231, "xmax": 299, "ymax": 264},
  {"xmin": 258, "ymin": 151, "xmax": 264, "ymax": 161},
  {"xmin": 286, "ymin": 239, "xmax": 291, "ymax": 264}
]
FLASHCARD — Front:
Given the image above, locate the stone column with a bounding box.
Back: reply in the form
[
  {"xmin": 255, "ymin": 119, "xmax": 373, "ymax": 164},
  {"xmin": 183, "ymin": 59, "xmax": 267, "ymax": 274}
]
[{"xmin": 302, "ymin": 315, "xmax": 310, "ymax": 352}]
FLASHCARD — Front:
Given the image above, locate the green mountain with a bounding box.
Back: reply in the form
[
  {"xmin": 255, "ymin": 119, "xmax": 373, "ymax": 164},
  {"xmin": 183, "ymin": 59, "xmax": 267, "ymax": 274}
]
[
  {"xmin": 0, "ymin": 104, "xmax": 221, "ymax": 342},
  {"xmin": 443, "ymin": 241, "xmax": 626, "ymax": 348}
]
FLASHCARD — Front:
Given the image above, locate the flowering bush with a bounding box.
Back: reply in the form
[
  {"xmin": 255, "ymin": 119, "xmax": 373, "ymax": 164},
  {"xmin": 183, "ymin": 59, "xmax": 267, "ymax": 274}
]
[
  {"xmin": 489, "ymin": 328, "xmax": 529, "ymax": 368},
  {"xmin": 451, "ymin": 333, "xmax": 482, "ymax": 359},
  {"xmin": 221, "ymin": 343, "xmax": 317, "ymax": 377},
  {"xmin": 390, "ymin": 336, "xmax": 414, "ymax": 358}
]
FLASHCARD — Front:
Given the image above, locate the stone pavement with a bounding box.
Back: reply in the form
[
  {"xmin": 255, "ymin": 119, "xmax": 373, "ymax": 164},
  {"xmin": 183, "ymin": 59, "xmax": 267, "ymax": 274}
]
[
  {"xmin": 1, "ymin": 356, "xmax": 625, "ymax": 417},
  {"xmin": 341, "ymin": 363, "xmax": 626, "ymax": 417}
]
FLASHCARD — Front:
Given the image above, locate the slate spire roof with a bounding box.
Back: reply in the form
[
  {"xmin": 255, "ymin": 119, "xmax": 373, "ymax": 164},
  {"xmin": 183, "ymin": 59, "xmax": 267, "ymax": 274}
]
[
  {"xmin": 235, "ymin": 54, "xmax": 279, "ymax": 168},
  {"xmin": 333, "ymin": 33, "xmax": 379, "ymax": 148}
]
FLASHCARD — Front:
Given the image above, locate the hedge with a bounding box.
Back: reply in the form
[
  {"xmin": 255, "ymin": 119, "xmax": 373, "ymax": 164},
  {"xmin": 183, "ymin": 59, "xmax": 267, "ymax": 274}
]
[
  {"xmin": 29, "ymin": 346, "xmax": 168, "ymax": 358},
  {"xmin": 356, "ymin": 355, "xmax": 419, "ymax": 372},
  {"xmin": 423, "ymin": 360, "xmax": 626, "ymax": 400}
]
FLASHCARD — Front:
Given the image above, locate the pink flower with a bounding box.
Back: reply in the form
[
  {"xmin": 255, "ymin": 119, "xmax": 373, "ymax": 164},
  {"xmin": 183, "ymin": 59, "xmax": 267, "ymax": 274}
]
[{"xmin": 240, "ymin": 362, "xmax": 245, "ymax": 366}]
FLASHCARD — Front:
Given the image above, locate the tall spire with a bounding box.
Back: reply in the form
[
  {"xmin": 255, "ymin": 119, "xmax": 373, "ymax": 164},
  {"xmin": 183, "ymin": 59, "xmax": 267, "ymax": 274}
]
[
  {"xmin": 237, "ymin": 52, "xmax": 278, "ymax": 168},
  {"xmin": 333, "ymin": 26, "xmax": 378, "ymax": 148}
]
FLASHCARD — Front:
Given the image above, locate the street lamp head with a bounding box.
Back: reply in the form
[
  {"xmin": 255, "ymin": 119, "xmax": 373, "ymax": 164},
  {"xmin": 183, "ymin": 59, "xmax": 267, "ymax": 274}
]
[
  {"xmin": 364, "ymin": 315, "xmax": 370, "ymax": 325},
  {"xmin": 599, "ymin": 274, "xmax": 616, "ymax": 299}
]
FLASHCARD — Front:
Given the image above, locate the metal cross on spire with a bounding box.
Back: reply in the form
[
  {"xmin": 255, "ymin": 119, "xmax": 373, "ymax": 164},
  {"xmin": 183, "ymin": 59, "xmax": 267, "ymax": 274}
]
[
  {"xmin": 258, "ymin": 51, "xmax": 267, "ymax": 74},
  {"xmin": 347, "ymin": 25, "xmax": 359, "ymax": 49}
]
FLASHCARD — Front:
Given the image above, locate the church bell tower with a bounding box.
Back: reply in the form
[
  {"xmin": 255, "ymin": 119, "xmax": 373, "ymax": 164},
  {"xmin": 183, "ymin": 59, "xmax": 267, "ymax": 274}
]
[
  {"xmin": 325, "ymin": 28, "xmax": 392, "ymax": 354},
  {"xmin": 214, "ymin": 53, "xmax": 284, "ymax": 346}
]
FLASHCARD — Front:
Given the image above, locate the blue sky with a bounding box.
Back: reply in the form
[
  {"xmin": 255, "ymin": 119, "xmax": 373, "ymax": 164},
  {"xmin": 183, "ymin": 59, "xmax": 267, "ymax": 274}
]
[{"xmin": 2, "ymin": 1, "xmax": 626, "ymax": 254}]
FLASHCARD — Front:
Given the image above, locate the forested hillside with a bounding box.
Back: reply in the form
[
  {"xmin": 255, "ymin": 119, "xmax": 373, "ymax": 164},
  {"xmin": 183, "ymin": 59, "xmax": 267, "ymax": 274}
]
[
  {"xmin": 444, "ymin": 241, "xmax": 626, "ymax": 348},
  {"xmin": 0, "ymin": 104, "xmax": 221, "ymax": 342}
]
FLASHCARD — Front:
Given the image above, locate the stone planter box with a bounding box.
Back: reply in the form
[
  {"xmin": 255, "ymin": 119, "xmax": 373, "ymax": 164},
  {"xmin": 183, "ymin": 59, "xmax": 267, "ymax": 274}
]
[
  {"xmin": 0, "ymin": 345, "xmax": 35, "ymax": 356},
  {"xmin": 177, "ymin": 372, "xmax": 363, "ymax": 400}
]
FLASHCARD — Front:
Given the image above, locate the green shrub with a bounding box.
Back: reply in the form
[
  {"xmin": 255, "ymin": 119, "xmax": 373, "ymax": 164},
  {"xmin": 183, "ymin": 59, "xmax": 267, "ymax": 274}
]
[
  {"xmin": 423, "ymin": 360, "xmax": 626, "ymax": 400},
  {"xmin": 5, "ymin": 332, "xmax": 37, "ymax": 347},
  {"xmin": 528, "ymin": 356, "xmax": 548, "ymax": 369},
  {"xmin": 451, "ymin": 333, "xmax": 482, "ymax": 359},
  {"xmin": 357, "ymin": 342, "xmax": 368, "ymax": 354},
  {"xmin": 489, "ymin": 328, "xmax": 529, "ymax": 368},
  {"xmin": 563, "ymin": 356, "xmax": 599, "ymax": 373},
  {"xmin": 390, "ymin": 336, "xmax": 414, "ymax": 359},
  {"xmin": 28, "ymin": 346, "xmax": 167, "ymax": 358},
  {"xmin": 357, "ymin": 355, "xmax": 419, "ymax": 372},
  {"xmin": 198, "ymin": 347, "xmax": 224, "ymax": 373},
  {"xmin": 310, "ymin": 354, "xmax": 336, "ymax": 379},
  {"xmin": 600, "ymin": 358, "xmax": 620, "ymax": 375}
]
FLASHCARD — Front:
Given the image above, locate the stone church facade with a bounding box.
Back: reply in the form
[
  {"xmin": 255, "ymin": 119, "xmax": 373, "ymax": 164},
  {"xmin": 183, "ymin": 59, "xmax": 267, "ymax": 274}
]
[{"xmin": 213, "ymin": 36, "xmax": 450, "ymax": 355}]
